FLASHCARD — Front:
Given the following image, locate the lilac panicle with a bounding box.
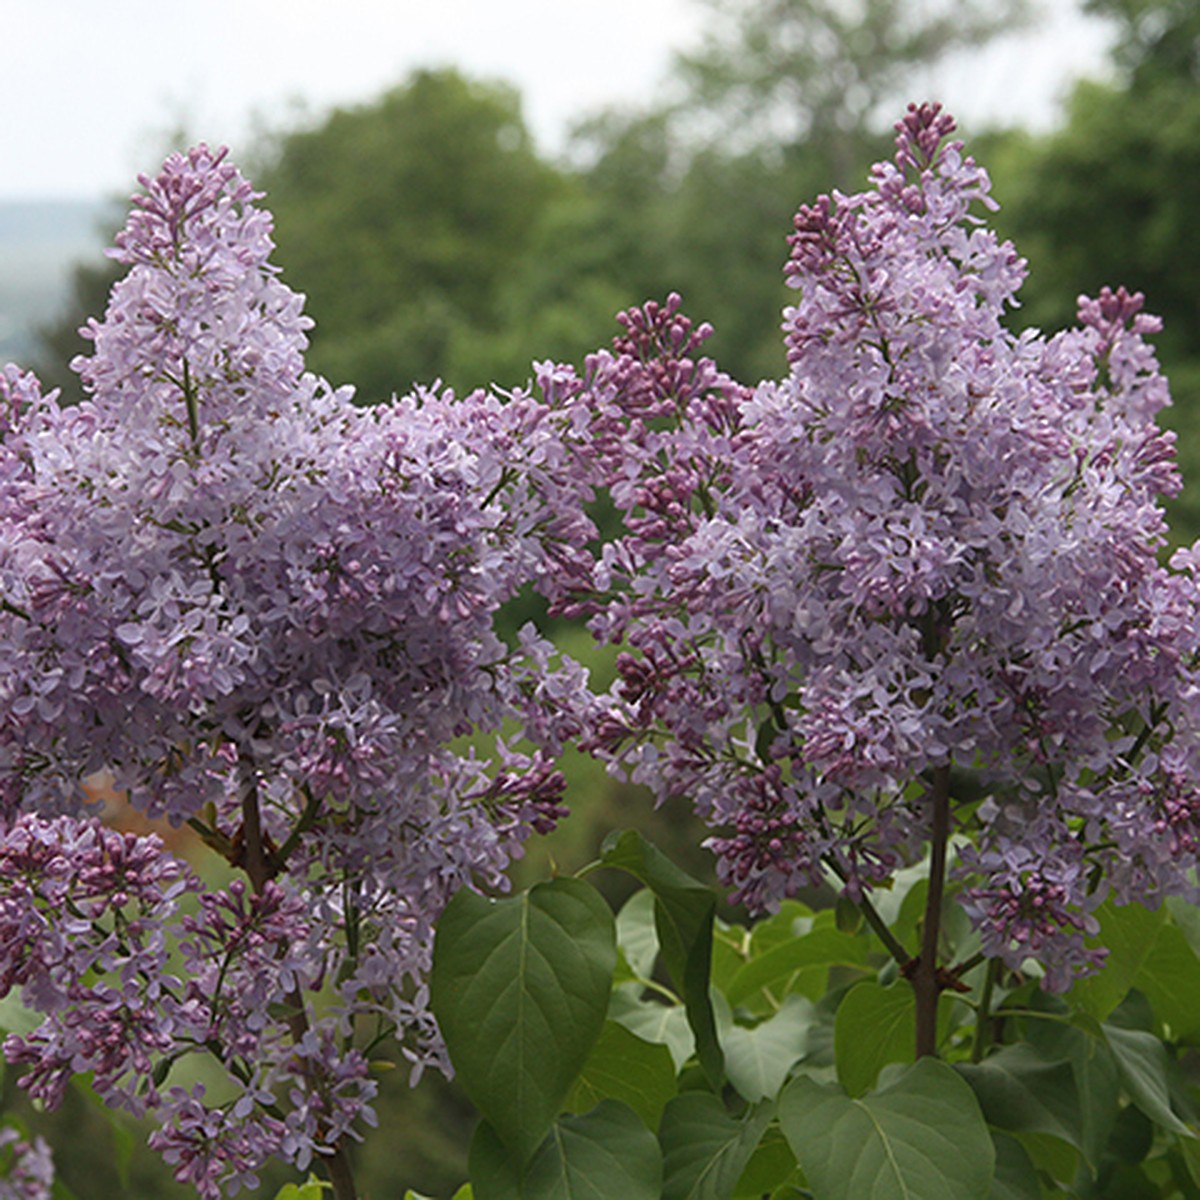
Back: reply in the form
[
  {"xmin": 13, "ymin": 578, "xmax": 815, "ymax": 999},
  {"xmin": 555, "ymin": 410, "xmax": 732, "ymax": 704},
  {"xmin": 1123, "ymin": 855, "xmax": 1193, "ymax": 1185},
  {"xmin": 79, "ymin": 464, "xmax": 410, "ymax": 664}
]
[
  {"xmin": 563, "ymin": 102, "xmax": 1200, "ymax": 990},
  {"xmin": 0, "ymin": 145, "xmax": 593, "ymax": 1194},
  {"xmin": 0, "ymin": 1125, "xmax": 54, "ymax": 1200}
]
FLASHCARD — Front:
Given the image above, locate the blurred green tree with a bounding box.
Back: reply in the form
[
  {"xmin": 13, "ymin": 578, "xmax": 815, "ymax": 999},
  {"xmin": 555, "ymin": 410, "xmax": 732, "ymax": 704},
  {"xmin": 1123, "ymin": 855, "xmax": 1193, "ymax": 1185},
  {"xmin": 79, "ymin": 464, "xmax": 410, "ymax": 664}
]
[
  {"xmin": 551, "ymin": 0, "xmax": 1030, "ymax": 383},
  {"xmin": 985, "ymin": 0, "xmax": 1200, "ymax": 538},
  {"xmin": 255, "ymin": 67, "xmax": 569, "ymax": 402},
  {"xmin": 675, "ymin": 0, "xmax": 1027, "ymax": 182},
  {"xmin": 1085, "ymin": 0, "xmax": 1200, "ymax": 82}
]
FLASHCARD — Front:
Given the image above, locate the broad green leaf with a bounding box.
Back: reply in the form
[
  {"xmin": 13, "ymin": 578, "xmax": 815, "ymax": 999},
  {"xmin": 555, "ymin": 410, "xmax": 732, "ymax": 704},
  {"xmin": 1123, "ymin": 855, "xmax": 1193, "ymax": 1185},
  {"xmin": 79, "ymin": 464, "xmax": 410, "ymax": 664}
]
[
  {"xmin": 1133, "ymin": 921, "xmax": 1200, "ymax": 1041},
  {"xmin": 565, "ymin": 1020, "xmax": 677, "ymax": 1128},
  {"xmin": 1070, "ymin": 900, "xmax": 1166, "ymax": 1022},
  {"xmin": 779, "ymin": 1058, "xmax": 994, "ymax": 1200},
  {"xmin": 1106, "ymin": 1102, "xmax": 1154, "ymax": 1166},
  {"xmin": 1012, "ymin": 1133, "xmax": 1078, "ymax": 1186},
  {"xmin": 724, "ymin": 927, "xmax": 867, "ymax": 1007},
  {"xmin": 450, "ymin": 1189, "xmax": 474, "ymax": 1200},
  {"xmin": 617, "ymin": 888, "xmax": 660, "ymax": 980},
  {"xmin": 609, "ymin": 988, "xmax": 696, "ymax": 1071},
  {"xmin": 894, "ymin": 876, "xmax": 930, "ymax": 956},
  {"xmin": 1167, "ymin": 895, "xmax": 1200, "ymax": 959},
  {"xmin": 732, "ymin": 1125, "xmax": 798, "ymax": 1198},
  {"xmin": 600, "ymin": 830, "xmax": 723, "ymax": 1088},
  {"xmin": 1182, "ymin": 1134, "xmax": 1200, "ymax": 1190},
  {"xmin": 712, "ymin": 920, "xmax": 750, "ymax": 995},
  {"xmin": 1020, "ymin": 992, "xmax": 1121, "ymax": 1168},
  {"xmin": 833, "ymin": 981, "xmax": 914, "ymax": 1096},
  {"xmin": 1103, "ymin": 1023, "xmax": 1194, "ymax": 1137},
  {"xmin": 471, "ymin": 1101, "xmax": 661, "ymax": 1200},
  {"xmin": 956, "ymin": 1044, "xmax": 1085, "ymax": 1154},
  {"xmin": 988, "ymin": 1133, "xmax": 1042, "ymax": 1200},
  {"xmin": 723, "ymin": 995, "xmax": 813, "ymax": 1103},
  {"xmin": 659, "ymin": 1093, "xmax": 774, "ymax": 1200},
  {"xmin": 747, "ymin": 901, "xmax": 813, "ymax": 955},
  {"xmin": 870, "ymin": 853, "xmax": 933, "ymax": 929},
  {"xmin": 431, "ymin": 878, "xmax": 616, "ymax": 1162}
]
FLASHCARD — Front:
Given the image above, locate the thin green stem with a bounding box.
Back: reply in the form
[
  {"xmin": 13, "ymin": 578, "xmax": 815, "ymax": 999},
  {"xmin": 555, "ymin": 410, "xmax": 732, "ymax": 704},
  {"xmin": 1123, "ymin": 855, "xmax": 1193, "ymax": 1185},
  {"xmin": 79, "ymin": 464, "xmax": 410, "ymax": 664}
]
[
  {"xmin": 271, "ymin": 784, "xmax": 321, "ymax": 867},
  {"xmin": 636, "ymin": 977, "xmax": 682, "ymax": 1006},
  {"xmin": 971, "ymin": 958, "xmax": 1003, "ymax": 1064},
  {"xmin": 1, "ymin": 597, "xmax": 30, "ymax": 621},
  {"xmin": 824, "ymin": 855, "xmax": 912, "ymax": 969},
  {"xmin": 182, "ymin": 357, "xmax": 200, "ymax": 450},
  {"xmin": 951, "ymin": 950, "xmax": 987, "ymax": 978}
]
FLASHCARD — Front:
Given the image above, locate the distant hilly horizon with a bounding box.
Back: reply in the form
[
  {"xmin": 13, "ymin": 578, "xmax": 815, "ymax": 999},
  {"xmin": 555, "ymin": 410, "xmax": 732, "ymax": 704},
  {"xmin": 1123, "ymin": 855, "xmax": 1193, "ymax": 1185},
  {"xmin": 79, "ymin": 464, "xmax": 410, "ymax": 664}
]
[{"xmin": 0, "ymin": 198, "xmax": 119, "ymax": 368}]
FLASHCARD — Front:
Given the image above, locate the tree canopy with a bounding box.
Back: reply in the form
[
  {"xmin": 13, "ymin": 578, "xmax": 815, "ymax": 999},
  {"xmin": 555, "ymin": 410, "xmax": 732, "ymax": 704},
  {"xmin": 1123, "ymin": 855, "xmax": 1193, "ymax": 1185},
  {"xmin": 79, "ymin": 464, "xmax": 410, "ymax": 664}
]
[{"xmin": 258, "ymin": 68, "xmax": 568, "ymax": 403}]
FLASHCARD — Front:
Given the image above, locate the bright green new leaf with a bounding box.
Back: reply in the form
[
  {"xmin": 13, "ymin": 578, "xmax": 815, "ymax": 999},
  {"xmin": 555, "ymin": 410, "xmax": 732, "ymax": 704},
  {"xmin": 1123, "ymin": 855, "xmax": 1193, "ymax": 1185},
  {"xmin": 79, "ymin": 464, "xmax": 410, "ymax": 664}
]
[
  {"xmin": 600, "ymin": 830, "xmax": 723, "ymax": 1088},
  {"xmin": 431, "ymin": 878, "xmax": 617, "ymax": 1162},
  {"xmin": 659, "ymin": 1092, "xmax": 775, "ymax": 1200},
  {"xmin": 470, "ymin": 1102, "xmax": 661, "ymax": 1200},
  {"xmin": 780, "ymin": 1058, "xmax": 995, "ymax": 1200},
  {"xmin": 565, "ymin": 1020, "xmax": 677, "ymax": 1128},
  {"xmin": 274, "ymin": 1177, "xmax": 331, "ymax": 1199}
]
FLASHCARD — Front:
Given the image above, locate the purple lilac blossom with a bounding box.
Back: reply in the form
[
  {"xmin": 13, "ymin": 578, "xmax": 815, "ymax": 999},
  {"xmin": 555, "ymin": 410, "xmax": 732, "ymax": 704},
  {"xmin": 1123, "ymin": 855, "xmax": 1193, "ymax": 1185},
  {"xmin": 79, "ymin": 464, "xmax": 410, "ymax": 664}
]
[
  {"xmin": 559, "ymin": 103, "xmax": 1200, "ymax": 991},
  {"xmin": 0, "ymin": 1126, "xmax": 54, "ymax": 1200},
  {"xmin": 0, "ymin": 146, "xmax": 593, "ymax": 1196}
]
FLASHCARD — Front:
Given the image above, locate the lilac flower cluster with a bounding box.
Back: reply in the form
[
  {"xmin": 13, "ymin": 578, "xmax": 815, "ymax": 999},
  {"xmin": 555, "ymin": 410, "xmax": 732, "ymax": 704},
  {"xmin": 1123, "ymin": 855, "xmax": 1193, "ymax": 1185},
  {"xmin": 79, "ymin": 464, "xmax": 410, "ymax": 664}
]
[
  {"xmin": 562, "ymin": 103, "xmax": 1200, "ymax": 990},
  {"xmin": 0, "ymin": 1126, "xmax": 53, "ymax": 1200},
  {"xmin": 5, "ymin": 102, "xmax": 1200, "ymax": 1193},
  {"xmin": 0, "ymin": 147, "xmax": 592, "ymax": 1195}
]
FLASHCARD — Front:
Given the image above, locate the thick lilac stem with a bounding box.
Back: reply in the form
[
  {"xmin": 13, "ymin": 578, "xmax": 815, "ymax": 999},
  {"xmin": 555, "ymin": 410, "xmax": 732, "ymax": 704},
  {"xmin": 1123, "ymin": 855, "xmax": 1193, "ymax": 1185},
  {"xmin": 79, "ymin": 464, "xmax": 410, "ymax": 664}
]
[
  {"xmin": 322, "ymin": 1150, "xmax": 359, "ymax": 1200},
  {"xmin": 913, "ymin": 765, "xmax": 951, "ymax": 1059},
  {"xmin": 239, "ymin": 758, "xmax": 359, "ymax": 1200}
]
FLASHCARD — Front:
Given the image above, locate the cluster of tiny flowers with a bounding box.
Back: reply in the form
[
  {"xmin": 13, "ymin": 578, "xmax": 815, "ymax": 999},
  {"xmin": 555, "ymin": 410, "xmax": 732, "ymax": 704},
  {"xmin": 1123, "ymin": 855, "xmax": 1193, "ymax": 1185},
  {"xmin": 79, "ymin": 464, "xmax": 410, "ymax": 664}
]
[
  {"xmin": 0, "ymin": 146, "xmax": 593, "ymax": 1194},
  {"xmin": 554, "ymin": 103, "xmax": 1200, "ymax": 989},
  {"xmin": 7, "ymin": 101, "xmax": 1200, "ymax": 1193},
  {"xmin": 0, "ymin": 1126, "xmax": 54, "ymax": 1200}
]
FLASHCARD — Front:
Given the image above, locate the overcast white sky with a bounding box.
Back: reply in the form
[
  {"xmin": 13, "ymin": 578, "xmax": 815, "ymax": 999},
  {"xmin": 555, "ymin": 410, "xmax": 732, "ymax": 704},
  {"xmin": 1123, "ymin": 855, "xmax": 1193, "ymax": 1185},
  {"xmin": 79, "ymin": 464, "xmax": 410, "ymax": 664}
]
[{"xmin": 3, "ymin": 0, "xmax": 1115, "ymax": 202}]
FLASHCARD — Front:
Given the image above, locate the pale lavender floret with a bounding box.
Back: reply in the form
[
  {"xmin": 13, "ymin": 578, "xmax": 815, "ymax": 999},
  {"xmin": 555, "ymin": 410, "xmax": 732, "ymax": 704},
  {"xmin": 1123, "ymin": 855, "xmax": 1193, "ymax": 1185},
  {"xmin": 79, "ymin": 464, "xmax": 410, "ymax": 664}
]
[{"xmin": 149, "ymin": 1084, "xmax": 286, "ymax": 1200}]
